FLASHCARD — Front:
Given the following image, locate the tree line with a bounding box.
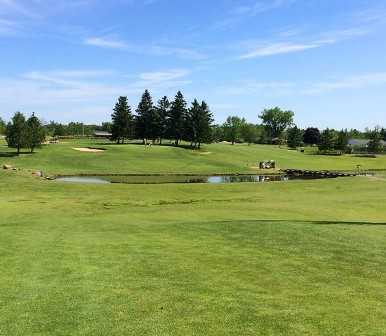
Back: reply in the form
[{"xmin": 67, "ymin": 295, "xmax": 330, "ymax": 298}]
[
  {"xmin": 110, "ymin": 90, "xmax": 213, "ymax": 149},
  {"xmin": 2, "ymin": 112, "xmax": 45, "ymax": 155},
  {"xmin": 1, "ymin": 91, "xmax": 385, "ymax": 155}
]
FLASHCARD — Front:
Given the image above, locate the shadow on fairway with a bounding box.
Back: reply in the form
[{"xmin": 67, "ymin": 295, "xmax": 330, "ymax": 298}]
[
  {"xmin": 214, "ymin": 219, "xmax": 386, "ymax": 226},
  {"xmin": 0, "ymin": 152, "xmax": 18, "ymax": 157}
]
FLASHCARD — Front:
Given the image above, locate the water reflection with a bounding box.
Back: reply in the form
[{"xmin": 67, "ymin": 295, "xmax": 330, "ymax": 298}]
[{"xmin": 55, "ymin": 174, "xmax": 323, "ymax": 184}]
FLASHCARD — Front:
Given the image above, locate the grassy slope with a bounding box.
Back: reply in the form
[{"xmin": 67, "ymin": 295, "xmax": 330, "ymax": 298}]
[
  {"xmin": 1, "ymin": 138, "xmax": 386, "ymax": 175},
  {"xmin": 1, "ymin": 139, "xmax": 386, "ymax": 335}
]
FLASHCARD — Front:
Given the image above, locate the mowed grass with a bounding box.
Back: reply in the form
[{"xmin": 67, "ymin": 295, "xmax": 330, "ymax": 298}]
[
  {"xmin": 1, "ymin": 139, "xmax": 386, "ymax": 335},
  {"xmin": 1, "ymin": 138, "xmax": 386, "ymax": 175}
]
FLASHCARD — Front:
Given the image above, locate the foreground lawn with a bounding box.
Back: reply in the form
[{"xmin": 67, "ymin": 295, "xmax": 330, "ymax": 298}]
[{"xmin": 1, "ymin": 172, "xmax": 385, "ymax": 335}]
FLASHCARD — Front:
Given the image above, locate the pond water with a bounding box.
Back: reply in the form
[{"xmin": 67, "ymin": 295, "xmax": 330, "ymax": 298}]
[{"xmin": 54, "ymin": 174, "xmax": 329, "ymax": 184}]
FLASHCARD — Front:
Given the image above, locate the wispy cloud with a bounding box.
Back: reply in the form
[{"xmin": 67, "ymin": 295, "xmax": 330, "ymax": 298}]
[
  {"xmin": 216, "ymin": 0, "xmax": 300, "ymax": 28},
  {"xmin": 132, "ymin": 69, "xmax": 193, "ymax": 93},
  {"xmin": 84, "ymin": 37, "xmax": 131, "ymax": 50},
  {"xmin": 150, "ymin": 46, "xmax": 206, "ymax": 60},
  {"xmin": 239, "ymin": 42, "xmax": 319, "ymax": 58},
  {"xmin": 304, "ymin": 73, "xmax": 386, "ymax": 94},
  {"xmin": 218, "ymin": 72, "xmax": 386, "ymax": 97},
  {"xmin": 237, "ymin": 27, "xmax": 367, "ymax": 59},
  {"xmin": 0, "ymin": 67, "xmax": 194, "ymax": 122}
]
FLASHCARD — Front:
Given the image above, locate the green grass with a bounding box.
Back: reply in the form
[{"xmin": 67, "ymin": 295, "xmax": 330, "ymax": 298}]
[
  {"xmin": 1, "ymin": 139, "xmax": 386, "ymax": 335},
  {"xmin": 1, "ymin": 138, "xmax": 386, "ymax": 175}
]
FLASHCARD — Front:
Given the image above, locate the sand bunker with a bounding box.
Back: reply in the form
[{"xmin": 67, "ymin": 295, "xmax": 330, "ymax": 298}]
[{"xmin": 73, "ymin": 147, "xmax": 105, "ymax": 153}]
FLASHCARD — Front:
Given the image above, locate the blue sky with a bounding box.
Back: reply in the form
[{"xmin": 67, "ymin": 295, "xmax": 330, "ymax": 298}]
[{"xmin": 1, "ymin": 0, "xmax": 385, "ymax": 130}]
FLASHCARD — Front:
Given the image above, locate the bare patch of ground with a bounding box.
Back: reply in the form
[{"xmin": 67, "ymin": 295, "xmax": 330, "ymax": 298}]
[{"xmin": 72, "ymin": 147, "xmax": 105, "ymax": 153}]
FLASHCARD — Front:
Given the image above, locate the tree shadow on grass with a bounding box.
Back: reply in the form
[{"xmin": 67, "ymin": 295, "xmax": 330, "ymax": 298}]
[
  {"xmin": 0, "ymin": 151, "xmax": 36, "ymax": 157},
  {"xmin": 310, "ymin": 220, "xmax": 386, "ymax": 226},
  {"xmin": 0, "ymin": 152, "xmax": 18, "ymax": 157},
  {"xmin": 214, "ymin": 219, "xmax": 386, "ymax": 226}
]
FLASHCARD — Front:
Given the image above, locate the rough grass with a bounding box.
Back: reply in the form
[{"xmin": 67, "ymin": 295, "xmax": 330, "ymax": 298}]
[{"xmin": 1, "ymin": 139, "xmax": 386, "ymax": 335}]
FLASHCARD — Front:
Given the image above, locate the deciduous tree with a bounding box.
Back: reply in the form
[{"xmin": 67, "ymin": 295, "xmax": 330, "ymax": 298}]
[
  {"xmin": 222, "ymin": 116, "xmax": 245, "ymax": 145},
  {"xmin": 303, "ymin": 127, "xmax": 320, "ymax": 146},
  {"xmin": 258, "ymin": 107, "xmax": 294, "ymax": 146},
  {"xmin": 367, "ymin": 128, "xmax": 382, "ymax": 154},
  {"xmin": 335, "ymin": 129, "xmax": 348, "ymax": 155},
  {"xmin": 240, "ymin": 123, "xmax": 259, "ymax": 146}
]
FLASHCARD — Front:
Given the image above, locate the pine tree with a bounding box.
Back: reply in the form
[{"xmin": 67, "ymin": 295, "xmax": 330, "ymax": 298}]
[
  {"xmin": 27, "ymin": 112, "xmax": 46, "ymax": 153},
  {"xmin": 286, "ymin": 125, "xmax": 303, "ymax": 149},
  {"xmin": 136, "ymin": 89, "xmax": 156, "ymax": 143},
  {"xmin": 5, "ymin": 111, "xmax": 28, "ymax": 155},
  {"xmin": 318, "ymin": 128, "xmax": 336, "ymax": 154},
  {"xmin": 111, "ymin": 96, "xmax": 134, "ymax": 144},
  {"xmin": 169, "ymin": 91, "xmax": 187, "ymax": 146},
  {"xmin": 154, "ymin": 96, "xmax": 171, "ymax": 145}
]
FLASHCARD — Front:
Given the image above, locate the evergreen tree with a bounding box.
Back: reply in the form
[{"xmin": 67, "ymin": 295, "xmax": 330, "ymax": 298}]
[
  {"xmin": 154, "ymin": 96, "xmax": 171, "ymax": 145},
  {"xmin": 0, "ymin": 117, "xmax": 6, "ymax": 135},
  {"xmin": 318, "ymin": 128, "xmax": 336, "ymax": 154},
  {"xmin": 169, "ymin": 91, "xmax": 187, "ymax": 145},
  {"xmin": 287, "ymin": 126, "xmax": 303, "ymax": 149},
  {"xmin": 111, "ymin": 96, "xmax": 134, "ymax": 144},
  {"xmin": 5, "ymin": 111, "xmax": 28, "ymax": 155},
  {"xmin": 186, "ymin": 100, "xmax": 214, "ymax": 149},
  {"xmin": 26, "ymin": 112, "xmax": 46, "ymax": 153},
  {"xmin": 136, "ymin": 89, "xmax": 156, "ymax": 143}
]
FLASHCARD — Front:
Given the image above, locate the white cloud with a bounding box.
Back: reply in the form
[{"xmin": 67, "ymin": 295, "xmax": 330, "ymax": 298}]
[
  {"xmin": 237, "ymin": 27, "xmax": 368, "ymax": 59},
  {"xmin": 304, "ymin": 73, "xmax": 386, "ymax": 94},
  {"xmin": 217, "ymin": 0, "xmax": 298, "ymax": 28},
  {"xmin": 218, "ymin": 73, "xmax": 386, "ymax": 97},
  {"xmin": 239, "ymin": 42, "xmax": 319, "ymax": 58},
  {"xmin": 84, "ymin": 37, "xmax": 130, "ymax": 50}
]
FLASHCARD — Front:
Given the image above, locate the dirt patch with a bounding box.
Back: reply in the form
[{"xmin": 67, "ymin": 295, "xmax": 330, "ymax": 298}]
[{"xmin": 72, "ymin": 147, "xmax": 106, "ymax": 153}]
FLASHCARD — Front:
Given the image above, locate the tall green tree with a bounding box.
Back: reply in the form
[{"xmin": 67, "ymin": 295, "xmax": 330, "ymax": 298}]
[
  {"xmin": 259, "ymin": 107, "xmax": 294, "ymax": 146},
  {"xmin": 240, "ymin": 123, "xmax": 259, "ymax": 146},
  {"xmin": 0, "ymin": 117, "xmax": 6, "ymax": 135},
  {"xmin": 154, "ymin": 96, "xmax": 170, "ymax": 145},
  {"xmin": 185, "ymin": 100, "xmax": 214, "ymax": 149},
  {"xmin": 287, "ymin": 126, "xmax": 303, "ymax": 149},
  {"xmin": 169, "ymin": 91, "xmax": 187, "ymax": 146},
  {"xmin": 335, "ymin": 129, "xmax": 348, "ymax": 155},
  {"xmin": 5, "ymin": 111, "xmax": 28, "ymax": 155},
  {"xmin": 26, "ymin": 112, "xmax": 46, "ymax": 153},
  {"xmin": 303, "ymin": 127, "xmax": 320, "ymax": 146},
  {"xmin": 111, "ymin": 96, "xmax": 134, "ymax": 144},
  {"xmin": 380, "ymin": 127, "xmax": 386, "ymax": 141},
  {"xmin": 367, "ymin": 128, "xmax": 382, "ymax": 154},
  {"xmin": 318, "ymin": 128, "xmax": 336, "ymax": 154},
  {"xmin": 136, "ymin": 89, "xmax": 156, "ymax": 143},
  {"xmin": 222, "ymin": 116, "xmax": 245, "ymax": 145}
]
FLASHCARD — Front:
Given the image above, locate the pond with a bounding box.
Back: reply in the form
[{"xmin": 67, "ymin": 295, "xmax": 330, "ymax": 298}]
[{"xmin": 54, "ymin": 174, "xmax": 332, "ymax": 184}]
